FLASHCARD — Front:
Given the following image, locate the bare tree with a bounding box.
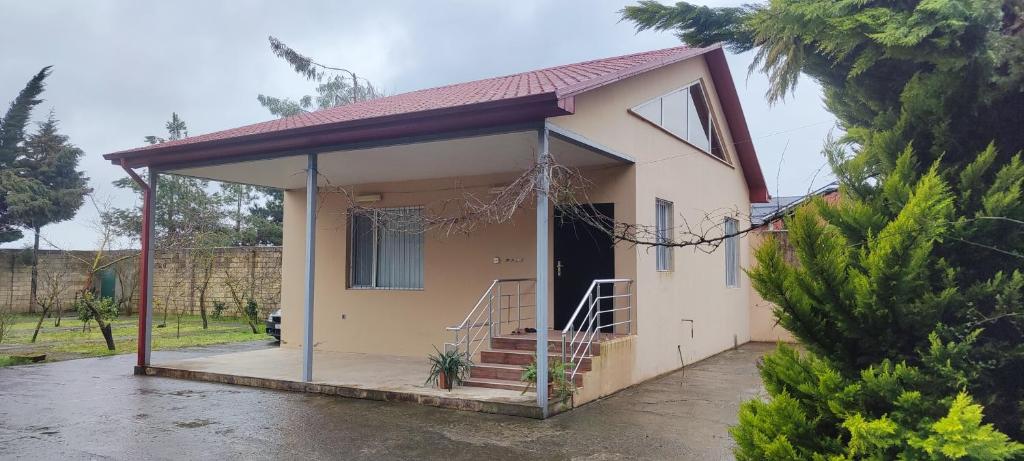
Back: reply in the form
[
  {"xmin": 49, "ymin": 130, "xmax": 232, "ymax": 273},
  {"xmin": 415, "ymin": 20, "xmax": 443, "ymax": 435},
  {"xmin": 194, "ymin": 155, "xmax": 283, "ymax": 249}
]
[
  {"xmin": 112, "ymin": 256, "xmax": 138, "ymax": 318},
  {"xmin": 163, "ymin": 252, "xmax": 191, "ymax": 338},
  {"xmin": 30, "ymin": 265, "xmax": 69, "ymax": 342},
  {"xmin": 222, "ymin": 252, "xmax": 266, "ymax": 334},
  {"xmin": 0, "ymin": 302, "xmax": 14, "ymax": 344},
  {"xmin": 44, "ymin": 195, "xmax": 137, "ymax": 351}
]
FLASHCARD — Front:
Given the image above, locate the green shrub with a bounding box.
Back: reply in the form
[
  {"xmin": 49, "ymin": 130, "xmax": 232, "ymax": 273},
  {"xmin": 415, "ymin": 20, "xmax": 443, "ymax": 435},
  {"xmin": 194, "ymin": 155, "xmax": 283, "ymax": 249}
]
[
  {"xmin": 521, "ymin": 356, "xmax": 575, "ymax": 403},
  {"xmin": 75, "ymin": 292, "xmax": 117, "ymax": 324},
  {"xmin": 732, "ymin": 345, "xmax": 1024, "ymax": 460},
  {"xmin": 211, "ymin": 301, "xmax": 227, "ymax": 319}
]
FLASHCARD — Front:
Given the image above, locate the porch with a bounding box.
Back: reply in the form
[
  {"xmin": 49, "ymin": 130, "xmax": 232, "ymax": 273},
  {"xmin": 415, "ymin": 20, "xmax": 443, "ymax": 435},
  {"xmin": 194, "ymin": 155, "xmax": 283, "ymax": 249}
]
[
  {"xmin": 144, "ymin": 347, "xmax": 559, "ymax": 418},
  {"xmin": 117, "ymin": 123, "xmax": 640, "ymax": 417},
  {"xmin": 143, "ymin": 326, "xmax": 636, "ymax": 419}
]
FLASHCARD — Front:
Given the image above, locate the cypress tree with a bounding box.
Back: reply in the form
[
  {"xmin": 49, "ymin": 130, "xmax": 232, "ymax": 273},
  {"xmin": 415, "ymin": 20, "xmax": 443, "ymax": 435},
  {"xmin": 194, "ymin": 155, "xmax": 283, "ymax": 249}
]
[{"xmin": 623, "ymin": 0, "xmax": 1024, "ymax": 455}]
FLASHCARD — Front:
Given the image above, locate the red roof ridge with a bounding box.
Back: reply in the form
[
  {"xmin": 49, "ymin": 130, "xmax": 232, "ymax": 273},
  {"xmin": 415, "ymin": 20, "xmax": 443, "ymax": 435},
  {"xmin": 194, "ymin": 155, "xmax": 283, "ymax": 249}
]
[{"xmin": 103, "ymin": 43, "xmax": 768, "ymax": 202}]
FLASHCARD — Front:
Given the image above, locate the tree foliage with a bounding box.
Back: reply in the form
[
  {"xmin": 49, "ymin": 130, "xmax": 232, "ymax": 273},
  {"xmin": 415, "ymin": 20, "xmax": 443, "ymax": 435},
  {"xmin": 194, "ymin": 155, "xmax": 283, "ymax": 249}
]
[
  {"xmin": 10, "ymin": 112, "xmax": 90, "ymax": 231},
  {"xmin": 622, "ymin": 0, "xmax": 1024, "ymax": 169},
  {"xmin": 0, "ymin": 67, "xmax": 51, "ymax": 243},
  {"xmin": 105, "ymin": 113, "xmax": 282, "ymax": 247},
  {"xmin": 257, "ymin": 36, "xmax": 384, "ymax": 117},
  {"xmin": 623, "ymin": 0, "xmax": 1024, "ymax": 455}
]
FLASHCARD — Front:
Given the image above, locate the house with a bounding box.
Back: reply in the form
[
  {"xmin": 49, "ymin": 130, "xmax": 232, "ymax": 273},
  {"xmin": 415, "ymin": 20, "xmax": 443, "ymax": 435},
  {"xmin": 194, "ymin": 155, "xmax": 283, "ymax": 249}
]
[
  {"xmin": 748, "ymin": 184, "xmax": 838, "ymax": 342},
  {"xmin": 104, "ymin": 44, "xmax": 769, "ymax": 418}
]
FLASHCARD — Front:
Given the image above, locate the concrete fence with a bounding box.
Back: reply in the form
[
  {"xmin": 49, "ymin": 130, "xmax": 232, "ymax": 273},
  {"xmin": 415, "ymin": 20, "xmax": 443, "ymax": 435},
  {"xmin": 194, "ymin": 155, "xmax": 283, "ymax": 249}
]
[{"xmin": 0, "ymin": 247, "xmax": 282, "ymax": 317}]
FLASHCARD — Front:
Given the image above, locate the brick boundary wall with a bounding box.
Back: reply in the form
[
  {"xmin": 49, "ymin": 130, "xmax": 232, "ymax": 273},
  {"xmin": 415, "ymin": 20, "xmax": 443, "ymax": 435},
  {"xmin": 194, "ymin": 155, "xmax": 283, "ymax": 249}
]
[{"xmin": 0, "ymin": 247, "xmax": 281, "ymax": 317}]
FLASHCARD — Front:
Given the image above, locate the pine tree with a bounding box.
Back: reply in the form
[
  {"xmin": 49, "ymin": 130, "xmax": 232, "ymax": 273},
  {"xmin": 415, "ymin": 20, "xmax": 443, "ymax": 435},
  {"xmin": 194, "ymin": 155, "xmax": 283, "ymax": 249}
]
[
  {"xmin": 0, "ymin": 66, "xmax": 51, "ymax": 243},
  {"xmin": 256, "ymin": 36, "xmax": 385, "ymax": 118},
  {"xmin": 9, "ymin": 112, "xmax": 89, "ymax": 313}
]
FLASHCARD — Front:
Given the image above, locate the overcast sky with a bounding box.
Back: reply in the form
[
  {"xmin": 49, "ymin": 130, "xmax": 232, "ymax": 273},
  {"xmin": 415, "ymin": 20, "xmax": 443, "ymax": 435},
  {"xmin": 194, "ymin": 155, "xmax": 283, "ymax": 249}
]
[{"xmin": 1, "ymin": 0, "xmax": 837, "ymax": 250}]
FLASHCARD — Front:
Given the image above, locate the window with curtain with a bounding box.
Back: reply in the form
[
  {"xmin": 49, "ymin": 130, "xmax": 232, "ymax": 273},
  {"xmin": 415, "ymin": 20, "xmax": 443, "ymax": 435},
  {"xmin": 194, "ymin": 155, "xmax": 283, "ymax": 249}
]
[
  {"xmin": 655, "ymin": 199, "xmax": 673, "ymax": 271},
  {"xmin": 724, "ymin": 217, "xmax": 739, "ymax": 287},
  {"xmin": 630, "ymin": 80, "xmax": 728, "ymax": 162},
  {"xmin": 349, "ymin": 207, "xmax": 424, "ymax": 289}
]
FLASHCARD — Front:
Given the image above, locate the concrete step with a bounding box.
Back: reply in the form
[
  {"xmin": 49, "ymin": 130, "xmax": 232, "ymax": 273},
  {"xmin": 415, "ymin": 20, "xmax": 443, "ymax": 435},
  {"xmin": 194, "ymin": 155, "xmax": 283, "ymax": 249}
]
[
  {"xmin": 471, "ymin": 363, "xmax": 585, "ymax": 387},
  {"xmin": 470, "ymin": 364, "xmax": 526, "ymax": 381},
  {"xmin": 462, "ymin": 377, "xmax": 531, "ymax": 392},
  {"xmin": 480, "ymin": 349, "xmax": 592, "ymax": 372},
  {"xmin": 491, "ymin": 336, "xmax": 602, "ymax": 356}
]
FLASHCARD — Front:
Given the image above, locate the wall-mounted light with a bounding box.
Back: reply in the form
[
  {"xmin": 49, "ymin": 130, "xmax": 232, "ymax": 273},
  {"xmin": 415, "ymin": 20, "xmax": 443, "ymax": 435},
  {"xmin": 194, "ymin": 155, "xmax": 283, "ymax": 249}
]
[
  {"xmin": 354, "ymin": 193, "xmax": 382, "ymax": 203},
  {"xmin": 488, "ymin": 185, "xmax": 509, "ymax": 195}
]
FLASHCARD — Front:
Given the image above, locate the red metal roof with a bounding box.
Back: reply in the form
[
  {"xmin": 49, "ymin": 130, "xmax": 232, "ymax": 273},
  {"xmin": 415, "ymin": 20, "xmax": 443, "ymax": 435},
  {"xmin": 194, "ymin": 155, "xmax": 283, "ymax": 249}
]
[{"xmin": 105, "ymin": 44, "xmax": 768, "ymax": 201}]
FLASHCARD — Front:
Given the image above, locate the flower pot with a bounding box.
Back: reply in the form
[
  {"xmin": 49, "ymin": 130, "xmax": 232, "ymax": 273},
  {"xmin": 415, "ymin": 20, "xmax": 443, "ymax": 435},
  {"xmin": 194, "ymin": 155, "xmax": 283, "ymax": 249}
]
[{"xmin": 438, "ymin": 370, "xmax": 451, "ymax": 390}]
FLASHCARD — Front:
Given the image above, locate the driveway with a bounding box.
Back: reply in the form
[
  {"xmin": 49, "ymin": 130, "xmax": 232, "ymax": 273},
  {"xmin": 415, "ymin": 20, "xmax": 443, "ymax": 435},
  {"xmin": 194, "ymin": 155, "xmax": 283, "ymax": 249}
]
[{"xmin": 0, "ymin": 342, "xmax": 772, "ymax": 460}]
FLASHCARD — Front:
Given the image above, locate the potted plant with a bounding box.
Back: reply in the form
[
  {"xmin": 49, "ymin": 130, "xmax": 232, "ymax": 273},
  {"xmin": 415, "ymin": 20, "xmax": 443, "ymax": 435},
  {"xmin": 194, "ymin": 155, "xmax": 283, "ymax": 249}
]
[
  {"xmin": 426, "ymin": 346, "xmax": 473, "ymax": 391},
  {"xmin": 521, "ymin": 356, "xmax": 576, "ymax": 403}
]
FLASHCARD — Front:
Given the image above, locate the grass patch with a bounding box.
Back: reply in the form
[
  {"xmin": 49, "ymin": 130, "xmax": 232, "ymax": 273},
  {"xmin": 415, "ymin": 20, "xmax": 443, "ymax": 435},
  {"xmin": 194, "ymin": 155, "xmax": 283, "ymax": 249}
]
[
  {"xmin": 0, "ymin": 313, "xmax": 270, "ymax": 362},
  {"xmin": 0, "ymin": 356, "xmax": 36, "ymax": 367}
]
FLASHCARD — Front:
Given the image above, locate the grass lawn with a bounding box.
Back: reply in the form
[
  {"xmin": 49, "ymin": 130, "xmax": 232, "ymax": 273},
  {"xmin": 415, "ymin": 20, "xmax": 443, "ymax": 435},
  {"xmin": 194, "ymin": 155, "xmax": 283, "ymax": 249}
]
[{"xmin": 0, "ymin": 312, "xmax": 272, "ymax": 366}]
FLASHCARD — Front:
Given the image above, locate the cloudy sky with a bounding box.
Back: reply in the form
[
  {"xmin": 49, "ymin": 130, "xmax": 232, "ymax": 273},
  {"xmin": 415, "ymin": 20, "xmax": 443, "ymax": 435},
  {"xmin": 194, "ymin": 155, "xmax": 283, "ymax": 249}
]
[{"xmin": 1, "ymin": 0, "xmax": 837, "ymax": 250}]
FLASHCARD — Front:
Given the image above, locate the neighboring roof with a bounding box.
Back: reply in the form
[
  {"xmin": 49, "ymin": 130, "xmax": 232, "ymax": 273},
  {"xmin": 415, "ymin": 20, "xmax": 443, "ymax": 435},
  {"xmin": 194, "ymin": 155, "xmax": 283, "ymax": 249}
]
[
  {"xmin": 104, "ymin": 44, "xmax": 769, "ymax": 201},
  {"xmin": 751, "ymin": 183, "xmax": 839, "ymax": 225}
]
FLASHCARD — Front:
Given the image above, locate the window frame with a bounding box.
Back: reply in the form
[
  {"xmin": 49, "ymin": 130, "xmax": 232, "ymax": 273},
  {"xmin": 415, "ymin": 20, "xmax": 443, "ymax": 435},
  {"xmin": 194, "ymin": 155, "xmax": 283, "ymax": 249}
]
[
  {"xmin": 724, "ymin": 217, "xmax": 740, "ymax": 288},
  {"xmin": 347, "ymin": 206, "xmax": 425, "ymax": 291},
  {"xmin": 628, "ymin": 79, "xmax": 731, "ymax": 165},
  {"xmin": 655, "ymin": 198, "xmax": 674, "ymax": 272}
]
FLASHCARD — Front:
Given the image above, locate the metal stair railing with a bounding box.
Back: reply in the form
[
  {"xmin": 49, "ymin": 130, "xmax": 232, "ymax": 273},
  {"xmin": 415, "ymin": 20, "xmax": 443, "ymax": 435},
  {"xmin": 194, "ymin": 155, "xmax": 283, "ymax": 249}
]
[
  {"xmin": 445, "ymin": 278, "xmax": 535, "ymax": 357},
  {"xmin": 560, "ymin": 279, "xmax": 633, "ymax": 383}
]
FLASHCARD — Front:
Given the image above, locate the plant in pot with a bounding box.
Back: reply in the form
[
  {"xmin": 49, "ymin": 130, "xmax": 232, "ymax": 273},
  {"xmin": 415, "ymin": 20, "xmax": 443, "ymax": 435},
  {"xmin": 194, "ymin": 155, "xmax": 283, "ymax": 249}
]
[
  {"xmin": 426, "ymin": 346, "xmax": 473, "ymax": 391},
  {"xmin": 521, "ymin": 356, "xmax": 576, "ymax": 403}
]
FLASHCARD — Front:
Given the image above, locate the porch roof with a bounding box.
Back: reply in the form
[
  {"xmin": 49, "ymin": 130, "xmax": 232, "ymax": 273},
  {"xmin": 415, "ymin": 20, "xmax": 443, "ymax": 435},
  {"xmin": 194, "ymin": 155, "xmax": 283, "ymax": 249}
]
[{"xmin": 103, "ymin": 44, "xmax": 768, "ymax": 201}]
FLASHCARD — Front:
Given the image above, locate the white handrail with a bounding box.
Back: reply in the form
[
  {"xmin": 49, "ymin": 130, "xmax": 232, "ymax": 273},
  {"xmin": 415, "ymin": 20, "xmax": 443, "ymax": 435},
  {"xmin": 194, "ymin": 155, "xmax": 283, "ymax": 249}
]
[
  {"xmin": 559, "ymin": 279, "xmax": 633, "ymax": 383},
  {"xmin": 445, "ymin": 278, "xmax": 535, "ymax": 357}
]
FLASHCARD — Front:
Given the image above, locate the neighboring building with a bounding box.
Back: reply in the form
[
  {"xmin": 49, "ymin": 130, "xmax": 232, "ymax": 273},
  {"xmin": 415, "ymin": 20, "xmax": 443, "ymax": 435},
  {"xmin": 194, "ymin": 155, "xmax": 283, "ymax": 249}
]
[
  {"xmin": 748, "ymin": 184, "xmax": 838, "ymax": 342},
  {"xmin": 104, "ymin": 44, "xmax": 770, "ymax": 417}
]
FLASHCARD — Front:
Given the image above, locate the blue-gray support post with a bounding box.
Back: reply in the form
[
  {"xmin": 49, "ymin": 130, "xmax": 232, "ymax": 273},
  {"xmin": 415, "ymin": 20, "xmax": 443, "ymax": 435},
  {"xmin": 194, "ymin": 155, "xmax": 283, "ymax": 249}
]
[
  {"xmin": 535, "ymin": 126, "xmax": 550, "ymax": 415},
  {"xmin": 143, "ymin": 169, "xmax": 157, "ymax": 366},
  {"xmin": 302, "ymin": 153, "xmax": 318, "ymax": 382}
]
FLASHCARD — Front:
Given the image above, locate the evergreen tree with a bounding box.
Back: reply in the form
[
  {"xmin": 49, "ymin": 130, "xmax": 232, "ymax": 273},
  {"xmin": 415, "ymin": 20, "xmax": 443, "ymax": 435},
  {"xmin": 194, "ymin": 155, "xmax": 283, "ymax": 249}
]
[
  {"xmin": 237, "ymin": 187, "xmax": 282, "ymax": 246},
  {"xmin": 0, "ymin": 67, "xmax": 50, "ymax": 243},
  {"xmin": 622, "ymin": 0, "xmax": 1024, "ymax": 455},
  {"xmin": 105, "ymin": 114, "xmax": 225, "ymax": 247},
  {"xmin": 9, "ymin": 112, "xmax": 89, "ymax": 313}
]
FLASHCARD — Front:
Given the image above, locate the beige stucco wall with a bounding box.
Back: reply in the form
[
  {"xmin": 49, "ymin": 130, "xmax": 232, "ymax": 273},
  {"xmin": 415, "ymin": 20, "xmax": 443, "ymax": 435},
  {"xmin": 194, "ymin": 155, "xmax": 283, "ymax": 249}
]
[
  {"xmin": 575, "ymin": 335, "xmax": 637, "ymax": 405},
  {"xmin": 549, "ymin": 54, "xmax": 754, "ymax": 383},
  {"xmin": 280, "ymin": 168, "xmax": 635, "ymax": 357},
  {"xmin": 748, "ymin": 231, "xmax": 797, "ymax": 343}
]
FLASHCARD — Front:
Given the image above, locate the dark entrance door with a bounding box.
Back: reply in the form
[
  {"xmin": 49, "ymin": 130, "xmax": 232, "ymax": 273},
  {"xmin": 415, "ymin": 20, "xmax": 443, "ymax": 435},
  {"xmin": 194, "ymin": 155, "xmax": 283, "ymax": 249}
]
[{"xmin": 553, "ymin": 203, "xmax": 615, "ymax": 331}]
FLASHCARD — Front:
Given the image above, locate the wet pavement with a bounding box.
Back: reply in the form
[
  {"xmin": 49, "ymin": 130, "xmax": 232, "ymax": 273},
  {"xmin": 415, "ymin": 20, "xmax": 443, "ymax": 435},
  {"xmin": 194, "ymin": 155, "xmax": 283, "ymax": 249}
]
[{"xmin": 0, "ymin": 341, "xmax": 773, "ymax": 460}]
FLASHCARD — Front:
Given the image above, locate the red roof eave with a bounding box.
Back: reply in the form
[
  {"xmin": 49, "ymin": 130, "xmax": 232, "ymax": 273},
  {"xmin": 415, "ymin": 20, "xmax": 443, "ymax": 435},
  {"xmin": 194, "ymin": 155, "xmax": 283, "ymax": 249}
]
[
  {"xmin": 704, "ymin": 47, "xmax": 770, "ymax": 203},
  {"xmin": 104, "ymin": 92, "xmax": 570, "ymax": 169}
]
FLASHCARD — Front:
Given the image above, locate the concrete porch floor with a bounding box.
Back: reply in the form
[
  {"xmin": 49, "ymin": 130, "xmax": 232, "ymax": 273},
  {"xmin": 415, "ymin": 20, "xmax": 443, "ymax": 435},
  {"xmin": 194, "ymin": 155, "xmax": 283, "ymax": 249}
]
[{"xmin": 145, "ymin": 347, "xmax": 557, "ymax": 418}]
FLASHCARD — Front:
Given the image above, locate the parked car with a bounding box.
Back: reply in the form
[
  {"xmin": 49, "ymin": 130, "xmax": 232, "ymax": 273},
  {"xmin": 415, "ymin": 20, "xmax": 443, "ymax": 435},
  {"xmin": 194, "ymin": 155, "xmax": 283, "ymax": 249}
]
[{"xmin": 266, "ymin": 309, "xmax": 281, "ymax": 341}]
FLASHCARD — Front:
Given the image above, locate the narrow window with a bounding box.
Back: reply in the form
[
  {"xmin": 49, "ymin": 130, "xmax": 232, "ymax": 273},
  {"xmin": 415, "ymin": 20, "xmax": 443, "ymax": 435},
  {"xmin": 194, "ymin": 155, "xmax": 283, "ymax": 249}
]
[
  {"xmin": 655, "ymin": 199, "xmax": 673, "ymax": 271},
  {"xmin": 629, "ymin": 81, "xmax": 729, "ymax": 162},
  {"xmin": 349, "ymin": 207, "xmax": 424, "ymax": 289},
  {"xmin": 724, "ymin": 217, "xmax": 739, "ymax": 287}
]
